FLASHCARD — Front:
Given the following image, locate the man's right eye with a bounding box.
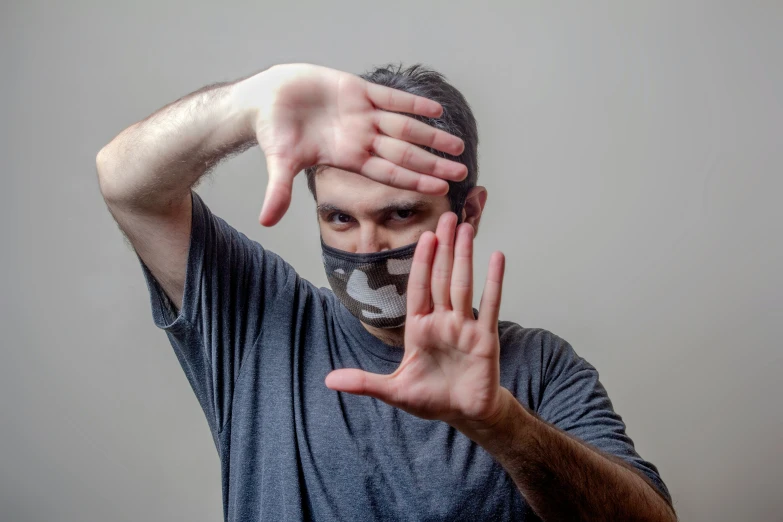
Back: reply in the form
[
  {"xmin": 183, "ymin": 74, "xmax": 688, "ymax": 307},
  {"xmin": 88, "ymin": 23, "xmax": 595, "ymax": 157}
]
[{"xmin": 328, "ymin": 212, "xmax": 354, "ymax": 224}]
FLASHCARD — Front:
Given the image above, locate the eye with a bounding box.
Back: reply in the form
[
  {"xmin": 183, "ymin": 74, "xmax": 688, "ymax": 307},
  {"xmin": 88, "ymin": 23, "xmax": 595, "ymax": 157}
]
[
  {"xmin": 391, "ymin": 209, "xmax": 416, "ymax": 221},
  {"xmin": 328, "ymin": 212, "xmax": 354, "ymax": 225}
]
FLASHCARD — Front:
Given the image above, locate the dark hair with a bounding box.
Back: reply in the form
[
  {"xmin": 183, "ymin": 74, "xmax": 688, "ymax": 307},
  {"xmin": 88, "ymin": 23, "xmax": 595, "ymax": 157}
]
[{"xmin": 304, "ymin": 63, "xmax": 479, "ymax": 216}]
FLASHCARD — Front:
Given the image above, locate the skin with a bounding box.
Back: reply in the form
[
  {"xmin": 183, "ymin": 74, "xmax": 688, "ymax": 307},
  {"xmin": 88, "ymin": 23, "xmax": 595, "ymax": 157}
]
[
  {"xmin": 243, "ymin": 64, "xmax": 471, "ymax": 227},
  {"xmin": 100, "ymin": 62, "xmax": 676, "ymax": 520},
  {"xmin": 317, "ymin": 170, "xmax": 677, "ymax": 521},
  {"xmin": 314, "ymin": 166, "xmax": 488, "ymax": 348}
]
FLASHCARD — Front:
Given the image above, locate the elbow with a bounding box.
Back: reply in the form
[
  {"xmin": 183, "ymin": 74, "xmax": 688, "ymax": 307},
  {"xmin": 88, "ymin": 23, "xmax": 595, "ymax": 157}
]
[
  {"xmin": 96, "ymin": 143, "xmax": 126, "ymax": 204},
  {"xmin": 96, "ymin": 145, "xmax": 114, "ymax": 196}
]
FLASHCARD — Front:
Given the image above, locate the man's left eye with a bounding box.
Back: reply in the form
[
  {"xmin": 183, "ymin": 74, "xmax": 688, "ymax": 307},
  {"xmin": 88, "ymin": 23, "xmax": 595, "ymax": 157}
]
[{"xmin": 392, "ymin": 210, "xmax": 415, "ymax": 220}]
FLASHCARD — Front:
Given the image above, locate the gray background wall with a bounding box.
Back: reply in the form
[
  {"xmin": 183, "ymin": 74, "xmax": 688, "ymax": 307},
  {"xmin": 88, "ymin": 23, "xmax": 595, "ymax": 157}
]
[{"xmin": 2, "ymin": 1, "xmax": 781, "ymax": 521}]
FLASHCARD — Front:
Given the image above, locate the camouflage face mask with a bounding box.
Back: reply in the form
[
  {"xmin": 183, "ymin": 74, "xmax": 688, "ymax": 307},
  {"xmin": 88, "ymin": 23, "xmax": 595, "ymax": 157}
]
[{"xmin": 321, "ymin": 238, "xmax": 418, "ymax": 329}]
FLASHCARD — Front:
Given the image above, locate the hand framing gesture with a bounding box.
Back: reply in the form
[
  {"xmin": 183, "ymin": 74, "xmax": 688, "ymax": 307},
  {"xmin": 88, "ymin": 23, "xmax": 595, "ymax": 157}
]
[
  {"xmin": 233, "ymin": 63, "xmax": 469, "ymax": 226},
  {"xmin": 325, "ymin": 211, "xmax": 507, "ymax": 428}
]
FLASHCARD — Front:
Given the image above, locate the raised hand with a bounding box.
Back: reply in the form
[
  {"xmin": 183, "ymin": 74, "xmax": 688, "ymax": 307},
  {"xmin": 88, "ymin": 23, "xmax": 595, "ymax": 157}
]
[
  {"xmin": 231, "ymin": 63, "xmax": 469, "ymax": 226},
  {"xmin": 324, "ymin": 211, "xmax": 507, "ymax": 427}
]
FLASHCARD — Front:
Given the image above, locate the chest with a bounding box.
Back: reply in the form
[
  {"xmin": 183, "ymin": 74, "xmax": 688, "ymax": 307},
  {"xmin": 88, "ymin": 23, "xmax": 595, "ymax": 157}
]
[{"xmin": 227, "ymin": 345, "xmax": 526, "ymax": 521}]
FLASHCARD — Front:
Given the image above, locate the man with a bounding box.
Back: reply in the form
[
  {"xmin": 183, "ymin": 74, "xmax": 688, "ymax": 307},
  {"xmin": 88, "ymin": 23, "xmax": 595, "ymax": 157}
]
[{"xmin": 97, "ymin": 63, "xmax": 676, "ymax": 521}]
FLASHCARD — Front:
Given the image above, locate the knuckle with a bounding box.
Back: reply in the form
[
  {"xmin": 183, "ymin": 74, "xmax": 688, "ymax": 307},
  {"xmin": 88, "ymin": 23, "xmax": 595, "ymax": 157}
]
[
  {"xmin": 432, "ymin": 267, "xmax": 451, "ymax": 280},
  {"xmin": 401, "ymin": 118, "xmax": 414, "ymax": 139},
  {"xmin": 387, "ymin": 166, "xmax": 399, "ymax": 186},
  {"xmin": 401, "ymin": 146, "xmax": 415, "ymax": 167},
  {"xmin": 427, "ymin": 130, "xmax": 438, "ymax": 148}
]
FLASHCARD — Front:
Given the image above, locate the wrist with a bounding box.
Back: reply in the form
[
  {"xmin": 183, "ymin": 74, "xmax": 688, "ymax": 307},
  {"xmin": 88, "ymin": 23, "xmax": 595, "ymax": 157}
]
[
  {"xmin": 227, "ymin": 76, "xmax": 263, "ymax": 145},
  {"xmin": 452, "ymin": 389, "xmax": 542, "ymax": 470},
  {"xmin": 229, "ymin": 64, "xmax": 298, "ymax": 138},
  {"xmin": 451, "ymin": 388, "xmax": 531, "ymax": 446}
]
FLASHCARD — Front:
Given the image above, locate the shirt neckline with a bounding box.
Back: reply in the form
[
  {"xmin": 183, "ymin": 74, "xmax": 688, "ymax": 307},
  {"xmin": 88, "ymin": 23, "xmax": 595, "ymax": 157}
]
[{"xmin": 328, "ymin": 288, "xmax": 479, "ymax": 364}]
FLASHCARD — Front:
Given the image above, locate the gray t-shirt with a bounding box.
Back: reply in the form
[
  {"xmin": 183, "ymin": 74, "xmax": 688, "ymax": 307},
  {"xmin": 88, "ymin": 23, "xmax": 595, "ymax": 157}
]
[{"xmin": 138, "ymin": 190, "xmax": 671, "ymax": 521}]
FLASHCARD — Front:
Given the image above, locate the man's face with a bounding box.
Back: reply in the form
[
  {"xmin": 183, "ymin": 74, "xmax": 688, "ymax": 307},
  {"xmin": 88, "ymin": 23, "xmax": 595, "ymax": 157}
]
[{"xmin": 315, "ymin": 167, "xmax": 453, "ymax": 252}]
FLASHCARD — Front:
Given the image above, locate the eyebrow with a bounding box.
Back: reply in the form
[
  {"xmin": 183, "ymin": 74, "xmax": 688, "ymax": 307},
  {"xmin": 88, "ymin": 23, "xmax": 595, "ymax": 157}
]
[{"xmin": 316, "ymin": 199, "xmax": 430, "ymax": 218}]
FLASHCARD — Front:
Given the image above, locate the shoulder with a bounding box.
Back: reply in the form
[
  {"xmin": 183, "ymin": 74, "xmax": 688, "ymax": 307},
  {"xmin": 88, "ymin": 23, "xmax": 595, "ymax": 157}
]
[
  {"xmin": 497, "ymin": 321, "xmax": 567, "ymax": 358},
  {"xmin": 497, "ymin": 320, "xmax": 596, "ymax": 379}
]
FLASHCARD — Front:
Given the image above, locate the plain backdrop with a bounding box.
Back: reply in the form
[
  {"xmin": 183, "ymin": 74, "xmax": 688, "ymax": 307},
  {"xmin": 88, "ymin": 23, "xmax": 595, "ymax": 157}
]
[{"xmin": 2, "ymin": 1, "xmax": 781, "ymax": 521}]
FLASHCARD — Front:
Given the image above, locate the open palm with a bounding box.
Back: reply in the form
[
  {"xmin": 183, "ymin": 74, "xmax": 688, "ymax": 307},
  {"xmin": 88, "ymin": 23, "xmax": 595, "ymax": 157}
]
[
  {"xmin": 325, "ymin": 211, "xmax": 507, "ymax": 426},
  {"xmin": 234, "ymin": 63, "xmax": 468, "ymax": 226}
]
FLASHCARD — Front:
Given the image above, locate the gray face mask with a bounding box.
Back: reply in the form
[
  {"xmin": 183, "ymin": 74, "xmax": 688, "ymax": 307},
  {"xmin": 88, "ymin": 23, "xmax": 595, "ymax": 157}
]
[{"xmin": 321, "ymin": 238, "xmax": 418, "ymax": 329}]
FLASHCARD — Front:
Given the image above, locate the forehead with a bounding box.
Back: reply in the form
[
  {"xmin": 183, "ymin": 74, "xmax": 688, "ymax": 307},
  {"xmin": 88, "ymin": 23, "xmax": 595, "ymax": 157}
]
[{"xmin": 314, "ymin": 167, "xmax": 448, "ymax": 213}]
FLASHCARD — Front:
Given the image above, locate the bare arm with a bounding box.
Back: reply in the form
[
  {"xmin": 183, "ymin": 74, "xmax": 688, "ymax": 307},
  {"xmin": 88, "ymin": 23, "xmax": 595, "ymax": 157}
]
[
  {"xmin": 96, "ymin": 78, "xmax": 257, "ymax": 310},
  {"xmin": 455, "ymin": 389, "xmax": 678, "ymax": 521},
  {"xmin": 96, "ymin": 80, "xmax": 256, "ymax": 211},
  {"xmin": 96, "ymin": 63, "xmax": 468, "ymax": 311}
]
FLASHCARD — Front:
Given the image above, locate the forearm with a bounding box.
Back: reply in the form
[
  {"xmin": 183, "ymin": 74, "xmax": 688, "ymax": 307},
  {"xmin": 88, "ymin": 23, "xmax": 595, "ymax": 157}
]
[
  {"xmin": 453, "ymin": 389, "xmax": 676, "ymax": 521},
  {"xmin": 96, "ymin": 72, "xmax": 260, "ymax": 210}
]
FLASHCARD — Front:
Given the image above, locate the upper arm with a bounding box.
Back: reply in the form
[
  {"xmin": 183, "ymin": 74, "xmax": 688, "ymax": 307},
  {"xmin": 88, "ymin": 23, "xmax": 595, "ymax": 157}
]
[
  {"xmin": 110, "ymin": 188, "xmax": 300, "ymax": 435},
  {"xmin": 105, "ymin": 191, "xmax": 193, "ymax": 311}
]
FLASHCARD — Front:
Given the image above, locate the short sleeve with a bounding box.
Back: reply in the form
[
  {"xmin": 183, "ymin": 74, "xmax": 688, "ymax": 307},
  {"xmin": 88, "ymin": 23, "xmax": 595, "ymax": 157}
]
[
  {"xmin": 137, "ymin": 190, "xmax": 298, "ymax": 445},
  {"xmin": 535, "ymin": 333, "xmax": 672, "ymax": 505}
]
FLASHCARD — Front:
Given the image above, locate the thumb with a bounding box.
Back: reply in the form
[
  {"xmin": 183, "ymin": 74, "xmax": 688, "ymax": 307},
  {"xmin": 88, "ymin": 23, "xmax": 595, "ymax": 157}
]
[
  {"xmin": 325, "ymin": 369, "xmax": 394, "ymax": 402},
  {"xmin": 259, "ymin": 154, "xmax": 296, "ymax": 227}
]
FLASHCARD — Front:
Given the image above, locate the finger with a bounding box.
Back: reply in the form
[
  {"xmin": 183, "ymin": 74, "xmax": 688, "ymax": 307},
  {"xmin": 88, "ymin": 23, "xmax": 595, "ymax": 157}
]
[
  {"xmin": 478, "ymin": 251, "xmax": 505, "ymax": 333},
  {"xmin": 450, "ymin": 223, "xmax": 474, "ymax": 317},
  {"xmin": 407, "ymin": 231, "xmax": 437, "ymax": 316},
  {"xmin": 259, "ymin": 154, "xmax": 296, "ymax": 227},
  {"xmin": 325, "ymin": 369, "xmax": 394, "ymax": 402},
  {"xmin": 360, "ymin": 156, "xmax": 449, "ymax": 195},
  {"xmin": 371, "ymin": 135, "xmax": 467, "ymax": 181},
  {"xmin": 375, "ymin": 111, "xmax": 465, "ymax": 158},
  {"xmin": 431, "ymin": 212, "xmax": 458, "ymax": 311},
  {"xmin": 365, "ymin": 82, "xmax": 443, "ymax": 118}
]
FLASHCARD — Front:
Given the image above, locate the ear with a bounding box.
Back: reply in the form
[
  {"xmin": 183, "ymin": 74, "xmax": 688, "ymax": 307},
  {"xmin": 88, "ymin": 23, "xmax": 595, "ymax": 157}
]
[{"xmin": 460, "ymin": 186, "xmax": 488, "ymax": 236}]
